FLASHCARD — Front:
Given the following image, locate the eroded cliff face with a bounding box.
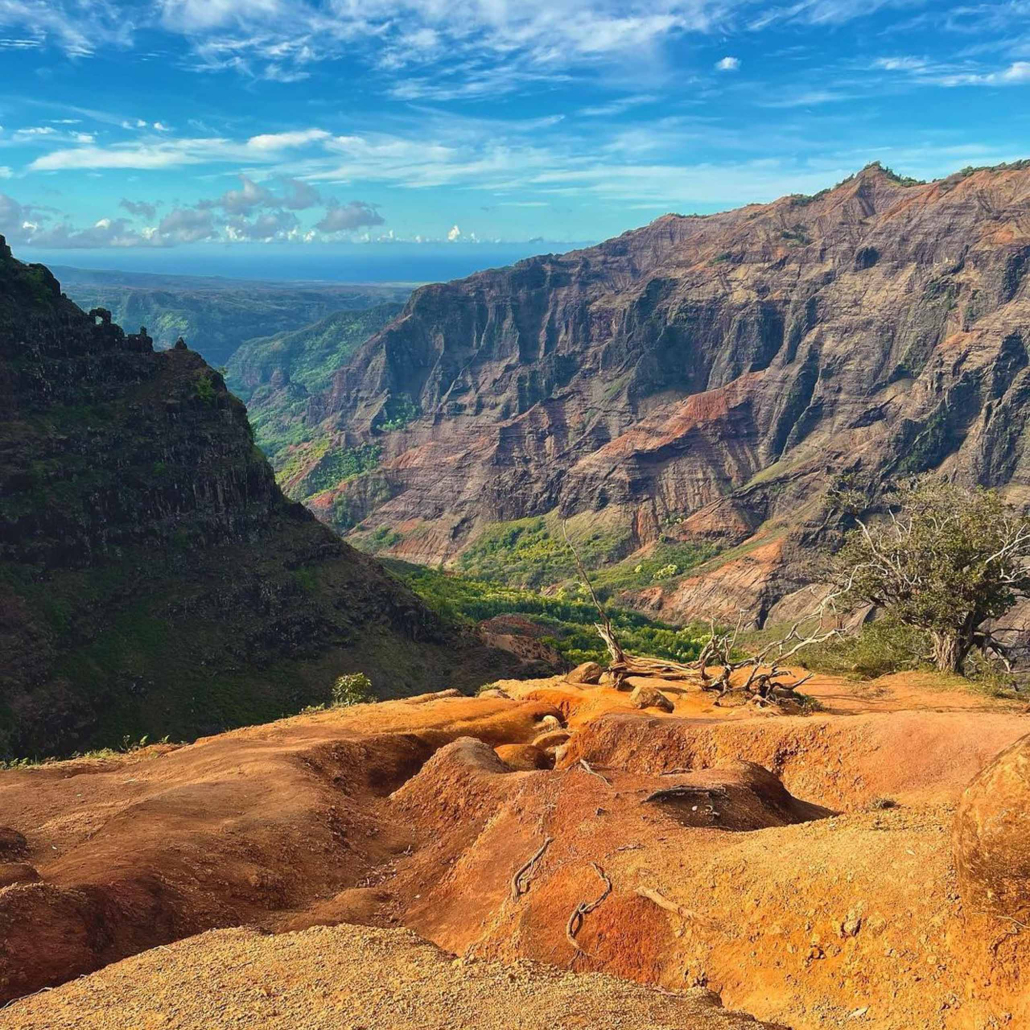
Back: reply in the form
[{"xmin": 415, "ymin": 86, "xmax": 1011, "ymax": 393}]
[
  {"xmin": 272, "ymin": 163, "xmax": 1030, "ymax": 621},
  {"xmin": 0, "ymin": 239, "xmax": 524, "ymax": 760}
]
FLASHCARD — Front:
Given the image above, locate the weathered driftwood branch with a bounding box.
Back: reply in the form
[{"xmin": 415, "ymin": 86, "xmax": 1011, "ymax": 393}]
[{"xmin": 561, "ymin": 519, "xmax": 842, "ymax": 708}]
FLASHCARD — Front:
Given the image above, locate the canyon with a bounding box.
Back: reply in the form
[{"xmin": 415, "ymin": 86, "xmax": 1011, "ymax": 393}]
[{"xmin": 258, "ymin": 162, "xmax": 1030, "ymax": 625}]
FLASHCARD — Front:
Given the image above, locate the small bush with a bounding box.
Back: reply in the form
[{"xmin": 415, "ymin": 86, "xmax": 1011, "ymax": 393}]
[
  {"xmin": 194, "ymin": 373, "xmax": 216, "ymax": 404},
  {"xmin": 963, "ymin": 647, "xmax": 1021, "ymax": 697},
  {"xmin": 796, "ymin": 618, "xmax": 929, "ymax": 679},
  {"xmin": 331, "ymin": 672, "xmax": 375, "ymax": 706}
]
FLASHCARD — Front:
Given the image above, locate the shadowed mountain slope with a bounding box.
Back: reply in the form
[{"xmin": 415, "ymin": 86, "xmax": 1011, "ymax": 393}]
[{"xmin": 0, "ymin": 239, "xmax": 521, "ymax": 760}]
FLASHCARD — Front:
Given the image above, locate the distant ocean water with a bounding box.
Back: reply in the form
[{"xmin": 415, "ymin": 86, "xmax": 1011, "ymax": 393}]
[{"xmin": 16, "ymin": 242, "xmax": 592, "ymax": 284}]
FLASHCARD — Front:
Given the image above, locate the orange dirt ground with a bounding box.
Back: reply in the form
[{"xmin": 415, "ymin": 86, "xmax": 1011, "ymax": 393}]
[{"xmin": 1, "ymin": 670, "xmax": 1028, "ymax": 1030}]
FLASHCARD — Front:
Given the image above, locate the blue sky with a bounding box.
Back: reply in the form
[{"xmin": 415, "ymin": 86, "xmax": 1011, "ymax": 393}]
[{"xmin": 0, "ymin": 0, "xmax": 1027, "ymax": 265}]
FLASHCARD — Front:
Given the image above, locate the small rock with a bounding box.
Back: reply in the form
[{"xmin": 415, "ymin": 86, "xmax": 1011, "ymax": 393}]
[
  {"xmin": 566, "ymin": 662, "xmax": 603, "ymax": 685},
  {"xmin": 841, "ymin": 909, "xmax": 862, "ymax": 937},
  {"xmin": 531, "ymin": 729, "xmax": 571, "ymax": 750},
  {"xmin": 629, "ymin": 685, "xmax": 675, "ymax": 713}
]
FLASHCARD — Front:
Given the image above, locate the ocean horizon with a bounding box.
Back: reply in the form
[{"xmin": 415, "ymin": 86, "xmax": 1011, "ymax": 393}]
[{"xmin": 16, "ymin": 241, "xmax": 593, "ymax": 285}]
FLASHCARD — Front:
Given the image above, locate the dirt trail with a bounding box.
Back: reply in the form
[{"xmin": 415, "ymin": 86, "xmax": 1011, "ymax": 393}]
[{"xmin": 1, "ymin": 671, "xmax": 1027, "ymax": 1030}]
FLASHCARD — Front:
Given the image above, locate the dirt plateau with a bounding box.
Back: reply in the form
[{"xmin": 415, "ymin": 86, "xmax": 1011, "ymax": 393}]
[{"xmin": 1, "ymin": 671, "xmax": 1029, "ymax": 1030}]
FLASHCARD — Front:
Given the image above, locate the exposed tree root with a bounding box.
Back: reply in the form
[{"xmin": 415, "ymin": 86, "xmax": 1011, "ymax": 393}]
[
  {"xmin": 566, "ymin": 862, "xmax": 613, "ymax": 962},
  {"xmin": 635, "ymin": 886, "xmax": 712, "ymax": 927},
  {"xmin": 510, "ymin": 837, "xmax": 553, "ymax": 901},
  {"xmin": 578, "ymin": 759, "xmax": 611, "ymax": 786}
]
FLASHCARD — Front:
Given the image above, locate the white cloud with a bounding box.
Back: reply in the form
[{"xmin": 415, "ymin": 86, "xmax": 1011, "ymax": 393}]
[
  {"xmin": 153, "ymin": 122, "xmax": 172, "ymax": 132},
  {"xmin": 157, "ymin": 206, "xmax": 218, "ymax": 243},
  {"xmin": 208, "ymin": 174, "xmax": 274, "ymax": 214},
  {"xmin": 716, "ymin": 56, "xmax": 740, "ymax": 71},
  {"xmin": 13, "ymin": 126, "xmax": 57, "ymax": 140},
  {"xmin": 315, "ymin": 200, "xmax": 384, "ymax": 233},
  {"xmin": 280, "ymin": 177, "xmax": 322, "ymax": 209},
  {"xmin": 157, "ymin": 0, "xmax": 285, "ymax": 32},
  {"xmin": 447, "ymin": 224, "xmax": 462, "ymax": 241},
  {"xmin": 28, "ymin": 128, "xmax": 331, "ymax": 171},
  {"xmin": 137, "ymin": 0, "xmax": 748, "ymax": 89},
  {"xmin": 0, "ymin": 0, "xmax": 133, "ymax": 56},
  {"xmin": 0, "ymin": 167, "xmax": 11, "ymax": 179},
  {"xmin": 246, "ymin": 128, "xmax": 329, "ymax": 151},
  {"xmin": 1000, "ymin": 61, "xmax": 1030, "ymax": 83},
  {"xmin": 880, "ymin": 57, "xmax": 1030, "ymax": 88},
  {"xmin": 874, "ymin": 56, "xmax": 928, "ymax": 72}
]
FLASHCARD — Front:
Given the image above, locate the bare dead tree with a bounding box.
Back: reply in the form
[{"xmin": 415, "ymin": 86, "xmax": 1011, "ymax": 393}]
[
  {"xmin": 561, "ymin": 520, "xmax": 840, "ymax": 708},
  {"xmin": 561, "ymin": 520, "xmax": 627, "ymax": 678}
]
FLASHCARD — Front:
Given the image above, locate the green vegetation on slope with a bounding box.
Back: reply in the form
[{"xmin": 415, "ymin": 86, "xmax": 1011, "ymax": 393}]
[
  {"xmin": 227, "ymin": 303, "xmax": 404, "ymax": 404},
  {"xmin": 387, "ymin": 559, "xmax": 709, "ymax": 668},
  {"xmin": 455, "ymin": 510, "xmax": 718, "ymax": 598},
  {"xmin": 225, "ymin": 304, "xmax": 404, "ymax": 497}
]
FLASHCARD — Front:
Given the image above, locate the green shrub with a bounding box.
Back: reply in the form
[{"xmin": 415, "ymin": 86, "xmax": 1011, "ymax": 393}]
[
  {"xmin": 194, "ymin": 373, "xmax": 216, "ymax": 404},
  {"xmin": 377, "ymin": 393, "xmax": 419, "ymax": 432},
  {"xmin": 331, "ymin": 672, "xmax": 375, "ymax": 706},
  {"xmin": 794, "ymin": 618, "xmax": 929, "ymax": 679}
]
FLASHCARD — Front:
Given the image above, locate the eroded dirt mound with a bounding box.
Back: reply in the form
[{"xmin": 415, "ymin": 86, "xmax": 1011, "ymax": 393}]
[
  {"xmin": 0, "ymin": 923, "xmax": 787, "ymax": 1030},
  {"xmin": 0, "ymin": 696, "xmax": 561, "ymax": 1004},
  {"xmin": 1, "ymin": 671, "xmax": 1028, "ymax": 1030}
]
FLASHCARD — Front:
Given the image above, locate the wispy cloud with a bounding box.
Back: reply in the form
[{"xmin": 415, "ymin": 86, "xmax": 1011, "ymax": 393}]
[
  {"xmin": 0, "ymin": 0, "xmax": 133, "ymax": 56},
  {"xmin": 27, "ymin": 127, "xmax": 331, "ymax": 171},
  {"xmin": 874, "ymin": 53, "xmax": 1030, "ymax": 87}
]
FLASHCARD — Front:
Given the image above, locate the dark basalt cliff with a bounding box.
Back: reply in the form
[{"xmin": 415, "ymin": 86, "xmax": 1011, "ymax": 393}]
[
  {"xmin": 0, "ymin": 239, "xmax": 521, "ymax": 760},
  {"xmin": 283, "ymin": 162, "xmax": 1030, "ymax": 621}
]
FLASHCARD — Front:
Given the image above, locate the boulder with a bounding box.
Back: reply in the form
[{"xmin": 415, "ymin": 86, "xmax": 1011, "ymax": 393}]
[
  {"xmin": 494, "ymin": 744, "xmax": 553, "ymax": 771},
  {"xmin": 566, "ymin": 662, "xmax": 603, "ymax": 685},
  {"xmin": 629, "ymin": 685, "xmax": 675, "ymax": 713},
  {"xmin": 954, "ymin": 733, "xmax": 1030, "ymax": 921}
]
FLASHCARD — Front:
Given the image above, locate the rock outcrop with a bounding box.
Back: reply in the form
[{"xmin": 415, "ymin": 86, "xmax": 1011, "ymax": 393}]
[
  {"xmin": 0, "ymin": 238, "xmax": 521, "ymax": 759},
  {"xmin": 275, "ymin": 162, "xmax": 1030, "ymax": 621}
]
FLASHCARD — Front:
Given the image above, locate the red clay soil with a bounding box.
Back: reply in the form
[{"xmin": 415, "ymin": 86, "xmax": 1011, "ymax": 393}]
[{"xmin": 1, "ymin": 672, "xmax": 1028, "ymax": 1030}]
